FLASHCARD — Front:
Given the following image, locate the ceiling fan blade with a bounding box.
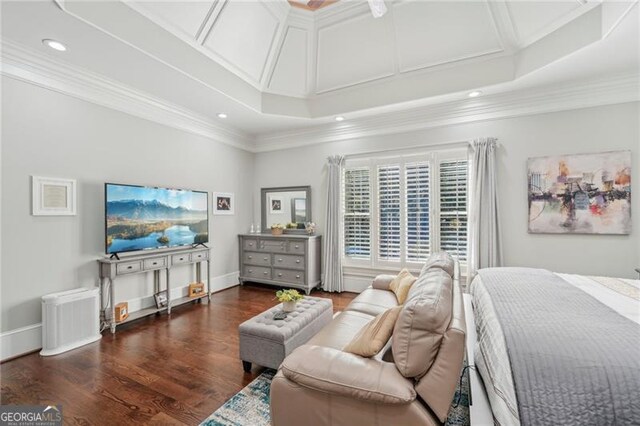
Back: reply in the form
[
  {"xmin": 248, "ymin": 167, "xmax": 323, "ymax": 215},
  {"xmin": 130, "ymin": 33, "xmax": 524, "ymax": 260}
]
[
  {"xmin": 368, "ymin": 0, "xmax": 387, "ymax": 18},
  {"xmin": 306, "ymin": 0, "xmax": 326, "ymax": 10}
]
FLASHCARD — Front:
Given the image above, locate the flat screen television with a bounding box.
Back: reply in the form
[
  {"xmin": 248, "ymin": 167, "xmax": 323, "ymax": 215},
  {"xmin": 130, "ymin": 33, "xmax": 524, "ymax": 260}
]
[{"xmin": 105, "ymin": 183, "xmax": 209, "ymax": 255}]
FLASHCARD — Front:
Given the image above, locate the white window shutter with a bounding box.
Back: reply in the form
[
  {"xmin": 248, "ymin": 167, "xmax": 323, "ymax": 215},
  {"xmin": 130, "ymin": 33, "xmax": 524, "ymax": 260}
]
[
  {"xmin": 377, "ymin": 165, "xmax": 401, "ymax": 261},
  {"xmin": 343, "ymin": 167, "xmax": 371, "ymax": 259},
  {"xmin": 439, "ymin": 160, "xmax": 468, "ymax": 262},
  {"xmin": 405, "ymin": 162, "xmax": 430, "ymax": 262}
]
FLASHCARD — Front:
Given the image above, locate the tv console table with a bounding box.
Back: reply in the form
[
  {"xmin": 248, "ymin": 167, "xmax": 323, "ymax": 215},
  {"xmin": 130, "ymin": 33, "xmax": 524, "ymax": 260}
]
[{"xmin": 98, "ymin": 246, "xmax": 211, "ymax": 333}]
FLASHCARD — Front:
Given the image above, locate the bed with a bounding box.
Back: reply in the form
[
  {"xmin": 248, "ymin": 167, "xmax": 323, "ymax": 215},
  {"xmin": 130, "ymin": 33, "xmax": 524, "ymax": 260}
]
[{"xmin": 465, "ymin": 268, "xmax": 640, "ymax": 426}]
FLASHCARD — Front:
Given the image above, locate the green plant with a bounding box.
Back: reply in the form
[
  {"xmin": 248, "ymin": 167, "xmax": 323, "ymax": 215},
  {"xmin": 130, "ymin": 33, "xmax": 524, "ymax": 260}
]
[
  {"xmin": 275, "ymin": 289, "xmax": 304, "ymax": 303},
  {"xmin": 286, "ymin": 222, "xmax": 297, "ymax": 229}
]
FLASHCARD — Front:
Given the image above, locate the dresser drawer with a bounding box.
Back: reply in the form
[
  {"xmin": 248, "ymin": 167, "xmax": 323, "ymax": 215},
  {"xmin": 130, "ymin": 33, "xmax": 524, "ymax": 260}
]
[
  {"xmin": 116, "ymin": 261, "xmax": 142, "ymax": 275},
  {"xmin": 172, "ymin": 253, "xmax": 191, "ymax": 265},
  {"xmin": 288, "ymin": 241, "xmax": 306, "ymax": 254},
  {"xmin": 143, "ymin": 257, "xmax": 166, "ymax": 270},
  {"xmin": 243, "ymin": 266, "xmax": 271, "ymax": 280},
  {"xmin": 192, "ymin": 251, "xmax": 208, "ymax": 261},
  {"xmin": 259, "ymin": 239, "xmax": 286, "ymax": 253},
  {"xmin": 244, "ymin": 251, "xmax": 271, "ymax": 266},
  {"xmin": 273, "ymin": 269, "xmax": 305, "ymax": 285},
  {"xmin": 243, "ymin": 239, "xmax": 258, "ymax": 250},
  {"xmin": 273, "ymin": 254, "xmax": 305, "ymax": 270}
]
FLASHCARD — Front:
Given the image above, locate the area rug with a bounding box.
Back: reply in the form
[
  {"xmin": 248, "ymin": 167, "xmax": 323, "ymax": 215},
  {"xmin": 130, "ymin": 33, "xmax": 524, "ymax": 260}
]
[{"xmin": 201, "ymin": 365, "xmax": 470, "ymax": 426}]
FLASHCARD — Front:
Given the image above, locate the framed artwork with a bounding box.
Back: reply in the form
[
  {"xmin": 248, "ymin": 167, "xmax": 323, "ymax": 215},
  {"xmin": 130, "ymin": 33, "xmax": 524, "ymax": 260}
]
[
  {"xmin": 270, "ymin": 196, "xmax": 283, "ymax": 214},
  {"xmin": 213, "ymin": 192, "xmax": 234, "ymax": 215},
  {"xmin": 32, "ymin": 176, "xmax": 77, "ymax": 216},
  {"xmin": 527, "ymin": 150, "xmax": 631, "ymax": 234},
  {"xmin": 154, "ymin": 291, "xmax": 168, "ymax": 308}
]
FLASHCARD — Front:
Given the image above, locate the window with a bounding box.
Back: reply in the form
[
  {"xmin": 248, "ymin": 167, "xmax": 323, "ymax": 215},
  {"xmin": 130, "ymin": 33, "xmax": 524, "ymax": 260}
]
[{"xmin": 343, "ymin": 150, "xmax": 468, "ymax": 270}]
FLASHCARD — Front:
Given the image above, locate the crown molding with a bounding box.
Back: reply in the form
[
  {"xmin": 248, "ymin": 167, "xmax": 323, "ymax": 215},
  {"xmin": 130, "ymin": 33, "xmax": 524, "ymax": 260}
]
[
  {"xmin": 0, "ymin": 39, "xmax": 255, "ymax": 152},
  {"xmin": 253, "ymin": 73, "xmax": 640, "ymax": 152}
]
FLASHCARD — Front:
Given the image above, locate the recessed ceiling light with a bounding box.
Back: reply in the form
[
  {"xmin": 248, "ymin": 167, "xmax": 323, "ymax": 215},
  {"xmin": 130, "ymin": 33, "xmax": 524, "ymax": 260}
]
[
  {"xmin": 217, "ymin": 113, "xmax": 227, "ymax": 119},
  {"xmin": 42, "ymin": 39, "xmax": 67, "ymax": 52},
  {"xmin": 468, "ymin": 90, "xmax": 482, "ymax": 98},
  {"xmin": 335, "ymin": 116, "xmax": 345, "ymax": 122}
]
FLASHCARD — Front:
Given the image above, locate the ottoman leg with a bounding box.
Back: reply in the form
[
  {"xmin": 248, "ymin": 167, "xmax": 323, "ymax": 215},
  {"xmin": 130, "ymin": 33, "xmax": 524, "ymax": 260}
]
[{"xmin": 242, "ymin": 361, "xmax": 252, "ymax": 373}]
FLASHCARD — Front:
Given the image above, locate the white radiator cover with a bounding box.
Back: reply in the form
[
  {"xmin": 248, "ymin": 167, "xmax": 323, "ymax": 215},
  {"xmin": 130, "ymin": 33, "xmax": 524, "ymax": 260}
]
[{"xmin": 40, "ymin": 287, "xmax": 101, "ymax": 356}]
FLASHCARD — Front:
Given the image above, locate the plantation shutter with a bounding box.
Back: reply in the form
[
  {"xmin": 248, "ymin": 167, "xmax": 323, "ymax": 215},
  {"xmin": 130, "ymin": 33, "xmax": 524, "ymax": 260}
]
[
  {"xmin": 405, "ymin": 162, "xmax": 430, "ymax": 261},
  {"xmin": 377, "ymin": 165, "xmax": 401, "ymax": 261},
  {"xmin": 439, "ymin": 160, "xmax": 468, "ymax": 261},
  {"xmin": 344, "ymin": 167, "xmax": 371, "ymax": 259}
]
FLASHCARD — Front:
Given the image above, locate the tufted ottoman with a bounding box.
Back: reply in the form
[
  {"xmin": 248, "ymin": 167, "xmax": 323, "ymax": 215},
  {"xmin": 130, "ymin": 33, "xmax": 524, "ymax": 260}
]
[{"xmin": 238, "ymin": 297, "xmax": 333, "ymax": 372}]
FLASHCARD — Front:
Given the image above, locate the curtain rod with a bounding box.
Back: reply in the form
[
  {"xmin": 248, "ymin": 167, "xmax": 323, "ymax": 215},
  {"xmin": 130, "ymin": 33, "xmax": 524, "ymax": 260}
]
[{"xmin": 342, "ymin": 138, "xmax": 499, "ymax": 159}]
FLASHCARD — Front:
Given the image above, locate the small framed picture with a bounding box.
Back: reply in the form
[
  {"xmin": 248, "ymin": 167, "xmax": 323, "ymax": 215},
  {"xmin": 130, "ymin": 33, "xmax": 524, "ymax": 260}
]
[
  {"xmin": 213, "ymin": 192, "xmax": 234, "ymax": 215},
  {"xmin": 154, "ymin": 291, "xmax": 168, "ymax": 309},
  {"xmin": 269, "ymin": 196, "xmax": 283, "ymax": 214},
  {"xmin": 32, "ymin": 176, "xmax": 77, "ymax": 216}
]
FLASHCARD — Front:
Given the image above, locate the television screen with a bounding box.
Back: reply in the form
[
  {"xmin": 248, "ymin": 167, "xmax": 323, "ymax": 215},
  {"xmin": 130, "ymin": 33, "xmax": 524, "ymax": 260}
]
[{"xmin": 105, "ymin": 183, "xmax": 209, "ymax": 254}]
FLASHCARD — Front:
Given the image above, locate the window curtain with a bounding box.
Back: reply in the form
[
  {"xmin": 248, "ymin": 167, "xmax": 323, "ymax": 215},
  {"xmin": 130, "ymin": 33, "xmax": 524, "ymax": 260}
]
[
  {"xmin": 323, "ymin": 155, "xmax": 345, "ymax": 292},
  {"xmin": 468, "ymin": 138, "xmax": 502, "ymax": 285}
]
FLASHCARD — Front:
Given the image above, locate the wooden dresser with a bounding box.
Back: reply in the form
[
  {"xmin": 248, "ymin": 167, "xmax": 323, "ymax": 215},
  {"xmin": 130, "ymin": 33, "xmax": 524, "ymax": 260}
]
[{"xmin": 238, "ymin": 234, "xmax": 321, "ymax": 294}]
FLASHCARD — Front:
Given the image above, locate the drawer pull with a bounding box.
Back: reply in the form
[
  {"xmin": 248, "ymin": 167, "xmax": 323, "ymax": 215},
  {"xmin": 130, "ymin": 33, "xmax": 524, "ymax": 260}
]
[
  {"xmin": 278, "ymin": 273, "xmax": 283, "ymax": 277},
  {"xmin": 263, "ymin": 271, "xmax": 269, "ymax": 275},
  {"xmin": 248, "ymin": 256, "xmax": 253, "ymax": 259},
  {"xmin": 296, "ymin": 275, "xmax": 301, "ymax": 279},
  {"xmin": 296, "ymin": 260, "xmax": 301, "ymax": 264},
  {"xmin": 248, "ymin": 269, "xmax": 253, "ymax": 273},
  {"xmin": 249, "ymin": 242, "xmax": 254, "ymax": 246},
  {"xmin": 152, "ymin": 262, "xmax": 157, "ymax": 265},
  {"xmin": 278, "ymin": 258, "xmax": 283, "ymax": 262},
  {"xmin": 295, "ymin": 245, "xmax": 299, "ymax": 249},
  {"xmin": 263, "ymin": 257, "xmax": 268, "ymax": 261},
  {"xmin": 179, "ymin": 257, "xmax": 184, "ymax": 261},
  {"xmin": 127, "ymin": 266, "xmax": 133, "ymax": 270}
]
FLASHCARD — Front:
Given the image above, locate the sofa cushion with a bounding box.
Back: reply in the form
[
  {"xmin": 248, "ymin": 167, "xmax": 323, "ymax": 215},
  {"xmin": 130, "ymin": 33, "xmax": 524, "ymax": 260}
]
[
  {"xmin": 344, "ymin": 306, "xmax": 402, "ymax": 357},
  {"xmin": 346, "ymin": 288, "xmax": 399, "ymax": 317},
  {"xmin": 392, "ymin": 268, "xmax": 453, "ymax": 378},
  {"xmin": 420, "ymin": 251, "xmax": 455, "ymax": 277},
  {"xmin": 389, "ymin": 269, "xmax": 417, "ymax": 304},
  {"xmin": 307, "ymin": 310, "xmax": 374, "ymax": 350}
]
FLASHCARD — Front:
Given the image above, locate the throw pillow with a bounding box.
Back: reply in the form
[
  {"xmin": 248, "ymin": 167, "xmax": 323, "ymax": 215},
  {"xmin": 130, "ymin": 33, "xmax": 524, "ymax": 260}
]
[
  {"xmin": 344, "ymin": 306, "xmax": 402, "ymax": 357},
  {"xmin": 389, "ymin": 269, "xmax": 417, "ymax": 304}
]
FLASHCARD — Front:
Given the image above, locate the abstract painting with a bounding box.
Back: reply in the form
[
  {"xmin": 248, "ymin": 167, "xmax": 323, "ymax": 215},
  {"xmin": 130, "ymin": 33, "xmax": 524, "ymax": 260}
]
[{"xmin": 528, "ymin": 150, "xmax": 631, "ymax": 234}]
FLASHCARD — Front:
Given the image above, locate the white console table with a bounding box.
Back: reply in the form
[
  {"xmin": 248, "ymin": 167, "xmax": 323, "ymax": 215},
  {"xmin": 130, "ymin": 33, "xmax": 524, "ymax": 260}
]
[{"xmin": 98, "ymin": 246, "xmax": 211, "ymax": 333}]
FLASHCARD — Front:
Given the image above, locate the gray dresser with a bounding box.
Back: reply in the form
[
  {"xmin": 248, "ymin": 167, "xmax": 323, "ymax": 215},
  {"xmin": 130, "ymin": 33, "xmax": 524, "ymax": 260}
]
[{"xmin": 238, "ymin": 234, "xmax": 321, "ymax": 294}]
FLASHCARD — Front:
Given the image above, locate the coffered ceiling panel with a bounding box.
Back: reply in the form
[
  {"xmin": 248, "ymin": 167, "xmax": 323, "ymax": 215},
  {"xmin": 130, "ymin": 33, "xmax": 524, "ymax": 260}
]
[
  {"xmin": 507, "ymin": 1, "xmax": 583, "ymax": 46},
  {"xmin": 268, "ymin": 26, "xmax": 309, "ymax": 96},
  {"xmin": 202, "ymin": 1, "xmax": 280, "ymax": 83},
  {"xmin": 394, "ymin": 1, "xmax": 503, "ymax": 73},
  {"xmin": 316, "ymin": 12, "xmax": 395, "ymax": 93},
  {"xmin": 131, "ymin": 1, "xmax": 216, "ymax": 39}
]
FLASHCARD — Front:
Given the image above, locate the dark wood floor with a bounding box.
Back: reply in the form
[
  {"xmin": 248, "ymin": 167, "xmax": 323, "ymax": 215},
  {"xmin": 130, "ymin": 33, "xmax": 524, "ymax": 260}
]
[{"xmin": 0, "ymin": 284, "xmax": 357, "ymax": 425}]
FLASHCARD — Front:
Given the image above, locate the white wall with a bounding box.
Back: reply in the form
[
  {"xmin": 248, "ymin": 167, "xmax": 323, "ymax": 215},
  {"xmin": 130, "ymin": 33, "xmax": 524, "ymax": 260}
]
[
  {"xmin": 253, "ymin": 102, "xmax": 640, "ymax": 287},
  {"xmin": 1, "ymin": 77, "xmax": 253, "ymax": 339}
]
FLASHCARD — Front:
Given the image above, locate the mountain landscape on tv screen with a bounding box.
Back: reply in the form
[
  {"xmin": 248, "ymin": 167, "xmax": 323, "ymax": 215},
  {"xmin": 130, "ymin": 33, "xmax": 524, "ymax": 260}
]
[{"xmin": 106, "ymin": 198, "xmax": 208, "ymax": 253}]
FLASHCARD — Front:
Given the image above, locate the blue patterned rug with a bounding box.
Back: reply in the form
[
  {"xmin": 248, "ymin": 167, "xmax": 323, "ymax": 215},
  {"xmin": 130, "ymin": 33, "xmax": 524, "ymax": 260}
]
[{"xmin": 201, "ymin": 365, "xmax": 470, "ymax": 426}]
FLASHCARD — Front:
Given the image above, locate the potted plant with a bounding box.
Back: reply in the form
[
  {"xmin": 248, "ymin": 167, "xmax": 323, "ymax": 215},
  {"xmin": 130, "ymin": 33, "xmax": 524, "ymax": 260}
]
[
  {"xmin": 271, "ymin": 223, "xmax": 285, "ymax": 235},
  {"xmin": 276, "ymin": 289, "xmax": 304, "ymax": 312}
]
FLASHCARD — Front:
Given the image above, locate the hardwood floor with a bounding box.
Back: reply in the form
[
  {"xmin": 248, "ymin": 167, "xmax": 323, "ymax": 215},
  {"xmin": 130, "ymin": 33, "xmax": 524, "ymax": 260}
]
[{"xmin": 0, "ymin": 284, "xmax": 357, "ymax": 425}]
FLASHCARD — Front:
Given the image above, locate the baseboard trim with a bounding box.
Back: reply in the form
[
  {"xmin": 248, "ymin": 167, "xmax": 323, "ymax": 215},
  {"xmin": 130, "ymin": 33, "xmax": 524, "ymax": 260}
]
[
  {"xmin": 0, "ymin": 271, "xmax": 241, "ymax": 362},
  {"xmin": 0, "ymin": 323, "xmax": 43, "ymax": 362}
]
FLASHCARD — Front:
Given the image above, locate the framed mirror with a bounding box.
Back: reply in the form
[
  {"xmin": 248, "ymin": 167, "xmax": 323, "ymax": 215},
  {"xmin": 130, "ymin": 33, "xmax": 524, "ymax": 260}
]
[{"xmin": 261, "ymin": 186, "xmax": 311, "ymax": 233}]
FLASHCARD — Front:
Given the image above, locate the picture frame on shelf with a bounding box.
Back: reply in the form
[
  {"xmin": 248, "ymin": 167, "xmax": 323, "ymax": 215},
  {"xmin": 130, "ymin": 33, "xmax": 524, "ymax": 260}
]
[
  {"xmin": 213, "ymin": 192, "xmax": 235, "ymax": 215},
  {"xmin": 154, "ymin": 291, "xmax": 168, "ymax": 309},
  {"xmin": 32, "ymin": 176, "xmax": 77, "ymax": 216}
]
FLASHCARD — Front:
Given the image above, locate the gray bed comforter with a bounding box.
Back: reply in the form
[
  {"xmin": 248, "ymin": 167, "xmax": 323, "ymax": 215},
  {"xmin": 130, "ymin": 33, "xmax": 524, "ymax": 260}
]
[{"xmin": 477, "ymin": 267, "xmax": 640, "ymax": 426}]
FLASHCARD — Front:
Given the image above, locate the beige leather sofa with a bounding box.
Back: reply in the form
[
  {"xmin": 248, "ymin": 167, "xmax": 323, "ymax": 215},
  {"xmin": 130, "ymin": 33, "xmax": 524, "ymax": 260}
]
[{"xmin": 270, "ymin": 252, "xmax": 466, "ymax": 426}]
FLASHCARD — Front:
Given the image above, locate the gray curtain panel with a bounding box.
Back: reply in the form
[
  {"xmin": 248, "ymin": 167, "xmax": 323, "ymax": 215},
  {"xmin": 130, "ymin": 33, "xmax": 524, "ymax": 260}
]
[
  {"xmin": 468, "ymin": 138, "xmax": 503, "ymax": 285},
  {"xmin": 323, "ymin": 155, "xmax": 345, "ymax": 292}
]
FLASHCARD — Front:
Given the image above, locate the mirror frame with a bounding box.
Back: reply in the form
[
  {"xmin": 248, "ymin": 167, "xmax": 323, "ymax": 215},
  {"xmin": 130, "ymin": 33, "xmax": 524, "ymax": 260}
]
[{"xmin": 261, "ymin": 186, "xmax": 312, "ymax": 234}]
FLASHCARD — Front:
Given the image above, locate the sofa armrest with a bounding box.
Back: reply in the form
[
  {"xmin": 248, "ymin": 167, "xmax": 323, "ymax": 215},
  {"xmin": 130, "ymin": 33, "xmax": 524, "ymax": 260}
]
[
  {"xmin": 281, "ymin": 345, "xmax": 416, "ymax": 405},
  {"xmin": 372, "ymin": 274, "xmax": 396, "ymax": 290}
]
